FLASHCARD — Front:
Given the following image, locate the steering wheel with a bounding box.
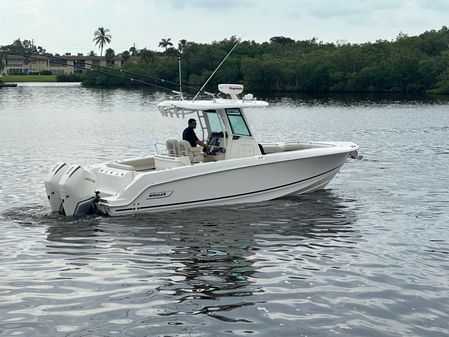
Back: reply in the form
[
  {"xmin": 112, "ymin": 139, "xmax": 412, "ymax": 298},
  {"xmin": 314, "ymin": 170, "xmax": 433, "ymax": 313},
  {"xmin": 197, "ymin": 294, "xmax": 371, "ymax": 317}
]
[{"xmin": 207, "ymin": 146, "xmax": 225, "ymax": 155}]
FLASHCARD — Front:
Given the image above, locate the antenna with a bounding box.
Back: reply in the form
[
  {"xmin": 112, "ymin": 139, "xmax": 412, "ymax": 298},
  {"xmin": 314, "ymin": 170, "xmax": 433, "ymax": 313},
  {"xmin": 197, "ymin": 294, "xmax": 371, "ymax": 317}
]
[
  {"xmin": 178, "ymin": 57, "xmax": 183, "ymax": 100},
  {"xmin": 192, "ymin": 37, "xmax": 242, "ymax": 101}
]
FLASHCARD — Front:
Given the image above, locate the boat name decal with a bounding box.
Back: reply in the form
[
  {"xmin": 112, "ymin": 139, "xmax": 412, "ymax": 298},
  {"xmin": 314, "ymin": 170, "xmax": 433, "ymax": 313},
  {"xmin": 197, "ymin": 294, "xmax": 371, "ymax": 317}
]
[{"xmin": 147, "ymin": 190, "xmax": 174, "ymax": 199}]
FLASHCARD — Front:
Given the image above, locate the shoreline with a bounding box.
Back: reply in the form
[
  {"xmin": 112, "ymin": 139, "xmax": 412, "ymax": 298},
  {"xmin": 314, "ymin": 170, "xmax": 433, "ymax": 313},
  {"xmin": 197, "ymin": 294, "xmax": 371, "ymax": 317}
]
[{"xmin": 1, "ymin": 75, "xmax": 59, "ymax": 82}]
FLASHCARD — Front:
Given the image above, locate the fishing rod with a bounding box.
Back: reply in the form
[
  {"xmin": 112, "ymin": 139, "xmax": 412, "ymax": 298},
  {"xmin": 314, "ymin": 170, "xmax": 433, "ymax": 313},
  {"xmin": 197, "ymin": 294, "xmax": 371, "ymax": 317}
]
[
  {"xmin": 40, "ymin": 52, "xmax": 202, "ymax": 94},
  {"xmin": 5, "ymin": 52, "xmax": 180, "ymax": 93},
  {"xmin": 32, "ymin": 36, "xmax": 244, "ymax": 98},
  {"xmin": 4, "ymin": 39, "xmax": 243, "ymax": 99},
  {"xmin": 2, "ymin": 51, "xmax": 205, "ymax": 96}
]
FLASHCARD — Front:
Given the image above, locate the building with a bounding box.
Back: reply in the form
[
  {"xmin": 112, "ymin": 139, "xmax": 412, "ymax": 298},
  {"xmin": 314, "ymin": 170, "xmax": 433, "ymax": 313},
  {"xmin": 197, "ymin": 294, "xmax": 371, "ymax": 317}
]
[{"xmin": 4, "ymin": 54, "xmax": 140, "ymax": 75}]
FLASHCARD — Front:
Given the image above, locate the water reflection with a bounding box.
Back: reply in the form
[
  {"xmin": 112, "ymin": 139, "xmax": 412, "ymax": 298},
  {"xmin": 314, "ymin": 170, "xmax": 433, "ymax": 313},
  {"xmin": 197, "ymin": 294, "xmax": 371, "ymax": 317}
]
[
  {"xmin": 258, "ymin": 91, "xmax": 449, "ymax": 106},
  {"xmin": 2, "ymin": 83, "xmax": 449, "ymax": 336},
  {"xmin": 34, "ymin": 191, "xmax": 358, "ymax": 321}
]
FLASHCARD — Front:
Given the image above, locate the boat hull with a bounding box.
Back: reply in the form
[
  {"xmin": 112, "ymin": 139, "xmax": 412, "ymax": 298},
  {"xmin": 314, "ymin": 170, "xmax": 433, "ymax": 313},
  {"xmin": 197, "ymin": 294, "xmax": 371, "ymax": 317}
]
[{"xmin": 98, "ymin": 150, "xmax": 351, "ymax": 216}]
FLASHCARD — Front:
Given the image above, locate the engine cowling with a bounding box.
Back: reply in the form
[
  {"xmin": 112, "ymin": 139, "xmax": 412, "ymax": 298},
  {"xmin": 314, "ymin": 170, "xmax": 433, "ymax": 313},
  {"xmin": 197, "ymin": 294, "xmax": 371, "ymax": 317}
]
[
  {"xmin": 58, "ymin": 165, "xmax": 97, "ymax": 216},
  {"xmin": 44, "ymin": 162, "xmax": 69, "ymax": 212}
]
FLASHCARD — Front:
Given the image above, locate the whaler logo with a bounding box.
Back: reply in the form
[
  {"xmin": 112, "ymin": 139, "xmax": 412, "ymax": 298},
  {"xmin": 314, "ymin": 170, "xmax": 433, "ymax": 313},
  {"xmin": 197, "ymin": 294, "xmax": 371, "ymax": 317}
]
[{"xmin": 147, "ymin": 190, "xmax": 173, "ymax": 200}]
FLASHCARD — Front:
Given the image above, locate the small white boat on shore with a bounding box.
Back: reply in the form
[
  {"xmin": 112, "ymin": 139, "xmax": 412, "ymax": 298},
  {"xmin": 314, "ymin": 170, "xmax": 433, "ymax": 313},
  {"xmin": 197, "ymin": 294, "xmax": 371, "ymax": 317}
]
[{"xmin": 45, "ymin": 84, "xmax": 359, "ymax": 216}]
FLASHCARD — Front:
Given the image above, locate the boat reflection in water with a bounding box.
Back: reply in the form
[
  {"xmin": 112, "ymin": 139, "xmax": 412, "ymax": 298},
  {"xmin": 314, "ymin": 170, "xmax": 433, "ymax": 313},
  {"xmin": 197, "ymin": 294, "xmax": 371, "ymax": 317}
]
[{"xmin": 42, "ymin": 190, "xmax": 358, "ymax": 324}]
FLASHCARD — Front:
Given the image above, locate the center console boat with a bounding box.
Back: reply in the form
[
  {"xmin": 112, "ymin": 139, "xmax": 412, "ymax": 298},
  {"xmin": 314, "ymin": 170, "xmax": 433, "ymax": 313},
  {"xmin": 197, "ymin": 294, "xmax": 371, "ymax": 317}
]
[{"xmin": 45, "ymin": 84, "xmax": 359, "ymax": 216}]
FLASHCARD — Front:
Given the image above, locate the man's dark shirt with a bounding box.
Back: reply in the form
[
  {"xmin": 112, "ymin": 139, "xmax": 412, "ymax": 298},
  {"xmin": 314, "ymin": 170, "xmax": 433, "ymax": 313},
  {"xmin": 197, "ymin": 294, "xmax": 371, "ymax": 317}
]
[{"xmin": 182, "ymin": 127, "xmax": 199, "ymax": 147}]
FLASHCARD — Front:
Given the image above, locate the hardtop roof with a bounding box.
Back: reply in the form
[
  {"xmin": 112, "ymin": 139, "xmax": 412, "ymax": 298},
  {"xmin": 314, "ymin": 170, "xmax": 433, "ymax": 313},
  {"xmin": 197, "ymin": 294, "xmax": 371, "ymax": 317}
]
[{"xmin": 158, "ymin": 98, "xmax": 268, "ymax": 117}]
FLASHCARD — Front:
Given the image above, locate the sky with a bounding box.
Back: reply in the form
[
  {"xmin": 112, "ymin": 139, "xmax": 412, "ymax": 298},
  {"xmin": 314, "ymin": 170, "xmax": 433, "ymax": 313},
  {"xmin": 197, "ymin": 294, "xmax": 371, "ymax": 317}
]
[{"xmin": 1, "ymin": 0, "xmax": 448, "ymax": 55}]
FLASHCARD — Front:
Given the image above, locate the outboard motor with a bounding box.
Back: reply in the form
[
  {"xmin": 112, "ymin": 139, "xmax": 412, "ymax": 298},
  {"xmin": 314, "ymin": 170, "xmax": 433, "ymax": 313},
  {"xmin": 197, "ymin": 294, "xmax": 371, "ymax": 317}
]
[
  {"xmin": 44, "ymin": 162, "xmax": 69, "ymax": 212},
  {"xmin": 58, "ymin": 165, "xmax": 97, "ymax": 216}
]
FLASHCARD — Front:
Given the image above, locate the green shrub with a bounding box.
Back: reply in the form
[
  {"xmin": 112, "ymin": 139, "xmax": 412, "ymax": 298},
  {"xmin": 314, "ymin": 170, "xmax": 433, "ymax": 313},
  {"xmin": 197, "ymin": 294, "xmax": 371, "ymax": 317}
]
[{"xmin": 56, "ymin": 74, "xmax": 82, "ymax": 82}]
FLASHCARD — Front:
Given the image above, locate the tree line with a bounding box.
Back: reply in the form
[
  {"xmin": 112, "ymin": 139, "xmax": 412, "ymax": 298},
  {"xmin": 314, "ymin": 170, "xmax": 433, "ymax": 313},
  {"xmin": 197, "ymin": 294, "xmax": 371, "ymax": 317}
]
[
  {"xmin": 2, "ymin": 26, "xmax": 449, "ymax": 94},
  {"xmin": 83, "ymin": 27, "xmax": 449, "ymax": 94}
]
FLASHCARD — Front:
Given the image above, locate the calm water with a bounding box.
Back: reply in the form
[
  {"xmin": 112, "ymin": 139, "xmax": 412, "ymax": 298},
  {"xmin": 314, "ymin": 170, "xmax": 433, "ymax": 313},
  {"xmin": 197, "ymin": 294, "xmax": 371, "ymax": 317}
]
[{"xmin": 0, "ymin": 83, "xmax": 448, "ymax": 337}]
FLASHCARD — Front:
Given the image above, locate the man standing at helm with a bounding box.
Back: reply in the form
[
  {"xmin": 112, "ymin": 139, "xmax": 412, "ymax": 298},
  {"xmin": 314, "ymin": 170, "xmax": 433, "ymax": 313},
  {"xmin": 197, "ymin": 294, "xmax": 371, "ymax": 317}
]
[{"xmin": 182, "ymin": 118, "xmax": 208, "ymax": 149}]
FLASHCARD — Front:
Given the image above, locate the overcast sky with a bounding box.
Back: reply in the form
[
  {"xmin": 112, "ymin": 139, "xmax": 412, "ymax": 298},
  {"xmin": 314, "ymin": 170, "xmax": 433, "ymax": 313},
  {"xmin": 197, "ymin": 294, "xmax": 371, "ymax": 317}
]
[{"xmin": 1, "ymin": 0, "xmax": 448, "ymax": 54}]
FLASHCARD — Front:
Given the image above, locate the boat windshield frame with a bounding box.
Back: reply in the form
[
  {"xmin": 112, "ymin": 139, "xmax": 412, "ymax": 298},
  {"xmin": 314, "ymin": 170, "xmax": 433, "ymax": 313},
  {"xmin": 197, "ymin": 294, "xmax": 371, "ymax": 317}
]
[
  {"xmin": 205, "ymin": 110, "xmax": 224, "ymax": 134},
  {"xmin": 225, "ymin": 108, "xmax": 251, "ymax": 137}
]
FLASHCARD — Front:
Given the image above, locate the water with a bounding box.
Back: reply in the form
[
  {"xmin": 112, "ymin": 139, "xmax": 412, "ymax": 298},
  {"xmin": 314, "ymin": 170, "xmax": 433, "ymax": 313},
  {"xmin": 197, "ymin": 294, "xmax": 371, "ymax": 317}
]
[{"xmin": 1, "ymin": 83, "xmax": 448, "ymax": 337}]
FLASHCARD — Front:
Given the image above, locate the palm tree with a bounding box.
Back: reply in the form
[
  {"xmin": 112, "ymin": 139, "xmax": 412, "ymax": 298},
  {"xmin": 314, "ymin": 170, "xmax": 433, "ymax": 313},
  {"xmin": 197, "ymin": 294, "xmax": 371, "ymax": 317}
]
[
  {"xmin": 159, "ymin": 38, "xmax": 173, "ymax": 51},
  {"xmin": 178, "ymin": 39, "xmax": 187, "ymax": 53},
  {"xmin": 93, "ymin": 27, "xmax": 111, "ymax": 57}
]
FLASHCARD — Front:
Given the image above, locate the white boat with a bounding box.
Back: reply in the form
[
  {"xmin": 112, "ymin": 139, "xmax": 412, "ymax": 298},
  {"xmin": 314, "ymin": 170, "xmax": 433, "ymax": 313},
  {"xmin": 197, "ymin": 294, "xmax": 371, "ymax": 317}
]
[{"xmin": 45, "ymin": 84, "xmax": 359, "ymax": 216}]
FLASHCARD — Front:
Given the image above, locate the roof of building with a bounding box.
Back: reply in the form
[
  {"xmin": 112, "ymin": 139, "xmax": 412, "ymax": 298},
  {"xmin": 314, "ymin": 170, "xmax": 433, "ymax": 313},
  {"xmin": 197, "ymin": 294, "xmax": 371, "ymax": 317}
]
[{"xmin": 6, "ymin": 54, "xmax": 140, "ymax": 62}]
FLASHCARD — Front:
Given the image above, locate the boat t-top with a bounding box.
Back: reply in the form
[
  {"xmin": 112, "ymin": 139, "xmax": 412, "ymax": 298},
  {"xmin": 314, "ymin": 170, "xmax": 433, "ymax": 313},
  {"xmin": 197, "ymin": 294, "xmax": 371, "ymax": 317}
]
[{"xmin": 45, "ymin": 84, "xmax": 359, "ymax": 216}]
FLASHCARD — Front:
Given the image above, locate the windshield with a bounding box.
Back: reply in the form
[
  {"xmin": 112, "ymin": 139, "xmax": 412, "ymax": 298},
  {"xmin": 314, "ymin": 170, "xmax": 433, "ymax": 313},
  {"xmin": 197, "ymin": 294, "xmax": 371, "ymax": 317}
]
[
  {"xmin": 206, "ymin": 110, "xmax": 223, "ymax": 133},
  {"xmin": 226, "ymin": 108, "xmax": 251, "ymax": 136}
]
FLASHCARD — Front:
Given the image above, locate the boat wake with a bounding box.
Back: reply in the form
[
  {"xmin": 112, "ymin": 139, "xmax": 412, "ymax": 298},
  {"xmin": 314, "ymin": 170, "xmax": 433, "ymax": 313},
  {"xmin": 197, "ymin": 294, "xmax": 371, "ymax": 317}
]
[
  {"xmin": 2, "ymin": 190, "xmax": 355, "ymax": 229},
  {"xmin": 1, "ymin": 205, "xmax": 98, "ymax": 226}
]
